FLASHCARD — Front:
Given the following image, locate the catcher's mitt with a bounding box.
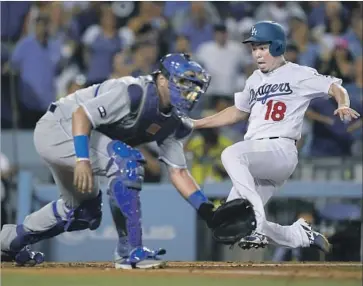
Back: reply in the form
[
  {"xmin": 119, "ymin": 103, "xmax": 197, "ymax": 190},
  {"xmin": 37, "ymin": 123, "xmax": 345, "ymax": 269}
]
[{"xmin": 211, "ymin": 198, "xmax": 256, "ymax": 245}]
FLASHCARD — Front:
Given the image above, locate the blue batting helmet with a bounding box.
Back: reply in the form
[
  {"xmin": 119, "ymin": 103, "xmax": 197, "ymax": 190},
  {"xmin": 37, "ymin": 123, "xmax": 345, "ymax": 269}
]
[
  {"xmin": 242, "ymin": 21, "xmax": 287, "ymax": 57},
  {"xmin": 157, "ymin": 53, "xmax": 211, "ymax": 113}
]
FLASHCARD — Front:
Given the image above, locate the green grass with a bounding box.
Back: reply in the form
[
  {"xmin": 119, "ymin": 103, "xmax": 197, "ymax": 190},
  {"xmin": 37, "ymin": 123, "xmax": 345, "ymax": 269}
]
[{"xmin": 1, "ymin": 273, "xmax": 361, "ymax": 286}]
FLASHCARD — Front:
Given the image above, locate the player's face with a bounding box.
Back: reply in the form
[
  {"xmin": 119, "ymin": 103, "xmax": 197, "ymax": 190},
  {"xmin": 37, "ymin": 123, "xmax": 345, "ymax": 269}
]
[{"xmin": 251, "ymin": 43, "xmax": 275, "ymax": 73}]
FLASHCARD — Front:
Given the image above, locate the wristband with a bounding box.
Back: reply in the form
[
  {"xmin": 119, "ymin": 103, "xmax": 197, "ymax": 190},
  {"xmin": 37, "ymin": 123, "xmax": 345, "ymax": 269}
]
[
  {"xmin": 73, "ymin": 135, "xmax": 90, "ymax": 159},
  {"xmin": 187, "ymin": 190, "xmax": 208, "ymax": 210},
  {"xmin": 76, "ymin": 158, "xmax": 90, "ymax": 162}
]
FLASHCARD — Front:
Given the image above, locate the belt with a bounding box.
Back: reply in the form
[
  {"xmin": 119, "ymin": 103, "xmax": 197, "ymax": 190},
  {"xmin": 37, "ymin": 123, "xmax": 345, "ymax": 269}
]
[
  {"xmin": 257, "ymin": 137, "xmax": 297, "ymax": 145},
  {"xmin": 48, "ymin": 103, "xmax": 57, "ymax": 113}
]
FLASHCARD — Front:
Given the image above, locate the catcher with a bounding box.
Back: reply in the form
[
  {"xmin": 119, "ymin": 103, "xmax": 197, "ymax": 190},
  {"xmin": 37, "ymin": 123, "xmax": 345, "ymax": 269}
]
[{"xmin": 0, "ymin": 53, "xmax": 255, "ymax": 268}]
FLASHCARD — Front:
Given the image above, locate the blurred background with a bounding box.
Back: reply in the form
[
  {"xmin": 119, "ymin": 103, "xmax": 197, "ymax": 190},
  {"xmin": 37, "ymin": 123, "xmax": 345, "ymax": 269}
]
[{"xmin": 1, "ymin": 1, "xmax": 362, "ymax": 263}]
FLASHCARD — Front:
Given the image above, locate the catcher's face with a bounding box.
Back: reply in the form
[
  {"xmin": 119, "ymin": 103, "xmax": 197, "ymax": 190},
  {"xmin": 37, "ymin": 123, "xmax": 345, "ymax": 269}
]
[{"xmin": 250, "ymin": 43, "xmax": 278, "ymax": 73}]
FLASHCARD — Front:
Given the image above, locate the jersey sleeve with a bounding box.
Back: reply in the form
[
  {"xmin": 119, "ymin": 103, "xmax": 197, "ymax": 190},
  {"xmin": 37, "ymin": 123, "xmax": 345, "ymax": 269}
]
[
  {"xmin": 157, "ymin": 136, "xmax": 187, "ymax": 169},
  {"xmin": 297, "ymin": 68, "xmax": 343, "ymax": 99},
  {"xmin": 80, "ymin": 81, "xmax": 131, "ymax": 128},
  {"xmin": 234, "ymin": 83, "xmax": 251, "ymax": 113}
]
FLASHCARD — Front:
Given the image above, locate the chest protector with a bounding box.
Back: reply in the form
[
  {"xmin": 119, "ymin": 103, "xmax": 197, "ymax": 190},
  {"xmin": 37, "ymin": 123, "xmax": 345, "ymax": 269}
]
[{"xmin": 97, "ymin": 81, "xmax": 182, "ymax": 147}]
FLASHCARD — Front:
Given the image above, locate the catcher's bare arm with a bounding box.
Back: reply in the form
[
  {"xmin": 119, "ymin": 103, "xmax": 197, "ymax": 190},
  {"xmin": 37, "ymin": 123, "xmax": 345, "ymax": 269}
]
[
  {"xmin": 167, "ymin": 165, "xmax": 256, "ymax": 242},
  {"xmin": 166, "ymin": 164, "xmax": 216, "ymax": 227},
  {"xmin": 72, "ymin": 106, "xmax": 94, "ymax": 193},
  {"xmin": 72, "ymin": 107, "xmax": 92, "ymax": 136},
  {"xmin": 168, "ymin": 167, "xmax": 200, "ymax": 198}
]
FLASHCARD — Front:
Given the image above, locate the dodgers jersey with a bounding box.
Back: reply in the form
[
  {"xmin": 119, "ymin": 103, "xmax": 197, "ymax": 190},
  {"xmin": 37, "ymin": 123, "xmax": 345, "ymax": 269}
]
[{"xmin": 235, "ymin": 62, "xmax": 342, "ymax": 141}]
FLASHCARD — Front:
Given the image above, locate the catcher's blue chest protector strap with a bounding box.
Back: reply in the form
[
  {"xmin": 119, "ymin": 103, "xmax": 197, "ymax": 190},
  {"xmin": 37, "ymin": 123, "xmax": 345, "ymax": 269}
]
[
  {"xmin": 98, "ymin": 83, "xmax": 183, "ymax": 147},
  {"xmin": 106, "ymin": 140, "xmax": 146, "ymax": 249}
]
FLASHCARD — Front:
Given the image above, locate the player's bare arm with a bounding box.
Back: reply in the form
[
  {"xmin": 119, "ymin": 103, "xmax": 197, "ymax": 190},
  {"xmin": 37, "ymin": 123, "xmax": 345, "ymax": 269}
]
[
  {"xmin": 168, "ymin": 167, "xmax": 199, "ymax": 198},
  {"xmin": 168, "ymin": 166, "xmax": 215, "ymax": 227},
  {"xmin": 328, "ymin": 83, "xmax": 360, "ymax": 121},
  {"xmin": 193, "ymin": 106, "xmax": 249, "ymax": 129},
  {"xmin": 72, "ymin": 106, "xmax": 94, "ymax": 194}
]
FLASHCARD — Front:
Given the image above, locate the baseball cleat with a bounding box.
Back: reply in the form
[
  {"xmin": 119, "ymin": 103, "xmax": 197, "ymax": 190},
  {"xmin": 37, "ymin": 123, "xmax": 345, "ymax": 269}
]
[
  {"xmin": 238, "ymin": 231, "xmax": 268, "ymax": 250},
  {"xmin": 297, "ymin": 218, "xmax": 331, "ymax": 253},
  {"xmin": 2, "ymin": 246, "xmax": 45, "ymax": 267},
  {"xmin": 114, "ymin": 246, "xmax": 166, "ymax": 269}
]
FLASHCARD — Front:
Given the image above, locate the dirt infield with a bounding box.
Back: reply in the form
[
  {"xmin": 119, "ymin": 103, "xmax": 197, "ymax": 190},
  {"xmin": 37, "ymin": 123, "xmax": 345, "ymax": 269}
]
[{"xmin": 2, "ymin": 261, "xmax": 362, "ymax": 280}]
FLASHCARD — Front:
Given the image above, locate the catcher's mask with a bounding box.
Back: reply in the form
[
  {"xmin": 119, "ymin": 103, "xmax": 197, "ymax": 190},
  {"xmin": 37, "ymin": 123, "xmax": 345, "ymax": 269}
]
[{"xmin": 155, "ymin": 53, "xmax": 211, "ymax": 114}]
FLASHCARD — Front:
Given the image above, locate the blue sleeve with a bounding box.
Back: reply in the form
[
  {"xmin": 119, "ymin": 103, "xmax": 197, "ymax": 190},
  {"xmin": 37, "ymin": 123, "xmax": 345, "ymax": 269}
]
[
  {"xmin": 11, "ymin": 38, "xmax": 26, "ymax": 69},
  {"xmin": 308, "ymin": 97, "xmax": 325, "ymax": 112}
]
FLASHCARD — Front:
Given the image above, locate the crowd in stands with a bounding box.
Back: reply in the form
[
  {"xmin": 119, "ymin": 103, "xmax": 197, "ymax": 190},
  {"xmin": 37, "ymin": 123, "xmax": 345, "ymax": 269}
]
[{"xmin": 1, "ymin": 1, "xmax": 362, "ymax": 184}]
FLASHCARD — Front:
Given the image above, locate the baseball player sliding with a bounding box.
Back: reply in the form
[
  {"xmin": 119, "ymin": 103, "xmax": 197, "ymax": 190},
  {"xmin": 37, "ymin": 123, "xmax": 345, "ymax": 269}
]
[
  {"xmin": 0, "ymin": 54, "xmax": 230, "ymax": 269},
  {"xmin": 193, "ymin": 21, "xmax": 360, "ymax": 252}
]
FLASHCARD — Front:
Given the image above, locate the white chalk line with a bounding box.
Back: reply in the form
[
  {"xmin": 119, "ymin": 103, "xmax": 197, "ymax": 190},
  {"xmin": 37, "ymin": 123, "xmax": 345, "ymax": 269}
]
[{"xmin": 166, "ymin": 262, "xmax": 362, "ymax": 268}]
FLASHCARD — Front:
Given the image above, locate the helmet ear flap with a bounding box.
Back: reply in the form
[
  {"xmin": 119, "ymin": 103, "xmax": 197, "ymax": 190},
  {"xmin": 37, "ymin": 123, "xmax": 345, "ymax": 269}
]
[{"xmin": 269, "ymin": 40, "xmax": 285, "ymax": 57}]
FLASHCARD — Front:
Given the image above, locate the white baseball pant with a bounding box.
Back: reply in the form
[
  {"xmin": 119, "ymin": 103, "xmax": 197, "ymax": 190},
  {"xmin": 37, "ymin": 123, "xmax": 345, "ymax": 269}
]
[{"xmin": 221, "ymin": 138, "xmax": 310, "ymax": 248}]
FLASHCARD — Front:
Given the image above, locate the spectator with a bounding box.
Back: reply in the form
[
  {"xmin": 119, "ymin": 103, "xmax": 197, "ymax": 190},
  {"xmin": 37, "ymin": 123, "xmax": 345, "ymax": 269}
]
[
  {"xmin": 68, "ymin": 2, "xmax": 101, "ymax": 42},
  {"xmin": 195, "ymin": 23, "xmax": 249, "ymax": 98},
  {"xmin": 318, "ymin": 11, "xmax": 349, "ymax": 54},
  {"xmin": 11, "ymin": 13, "xmax": 62, "ymax": 129},
  {"xmin": 344, "ymin": 57, "xmax": 363, "ymax": 155},
  {"xmin": 306, "ymin": 94, "xmax": 360, "ymax": 157},
  {"xmin": 121, "ymin": 2, "xmax": 171, "ymax": 55},
  {"xmin": 285, "ymin": 41, "xmax": 299, "ymax": 63},
  {"xmin": 131, "ymin": 42, "xmax": 158, "ymax": 77},
  {"xmin": 186, "ymin": 125, "xmax": 232, "ymax": 185},
  {"xmin": 1, "ymin": 44, "xmax": 14, "ymax": 128},
  {"xmin": 82, "ymin": 4, "xmax": 123, "ymax": 85},
  {"xmin": 163, "ymin": 1, "xmax": 190, "ymax": 20},
  {"xmin": 111, "ymin": 40, "xmax": 158, "ymax": 79},
  {"xmin": 308, "ymin": 2, "xmax": 348, "ymax": 29},
  {"xmin": 67, "ymin": 2, "xmax": 102, "ymax": 70},
  {"xmin": 289, "ymin": 16, "xmax": 320, "ymax": 67},
  {"xmin": 177, "ymin": 2, "xmax": 218, "ymax": 53},
  {"xmin": 306, "ymin": 2, "xmax": 326, "ymax": 28},
  {"xmin": 1, "ymin": 152, "xmax": 13, "ymax": 228},
  {"xmin": 255, "ymin": 2, "xmax": 306, "ymax": 31},
  {"xmin": 343, "ymin": 12, "xmax": 363, "ymax": 59},
  {"xmin": 172, "ymin": 2, "xmax": 220, "ymax": 37},
  {"xmin": 1, "ymin": 2, "xmax": 31, "ymax": 43},
  {"xmin": 315, "ymin": 38, "xmax": 354, "ymax": 83},
  {"xmin": 344, "ymin": 57, "xmax": 363, "ymax": 102},
  {"xmin": 66, "ymin": 74, "xmax": 86, "ymax": 95},
  {"xmin": 111, "ymin": 2, "xmax": 140, "ymax": 29},
  {"xmin": 173, "ymin": 35, "xmax": 191, "ymax": 54}
]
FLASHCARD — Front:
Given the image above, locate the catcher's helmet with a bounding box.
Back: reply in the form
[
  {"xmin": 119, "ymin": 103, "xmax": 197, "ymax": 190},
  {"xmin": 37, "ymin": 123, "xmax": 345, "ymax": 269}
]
[
  {"xmin": 157, "ymin": 53, "xmax": 211, "ymax": 114},
  {"xmin": 242, "ymin": 21, "xmax": 286, "ymax": 57}
]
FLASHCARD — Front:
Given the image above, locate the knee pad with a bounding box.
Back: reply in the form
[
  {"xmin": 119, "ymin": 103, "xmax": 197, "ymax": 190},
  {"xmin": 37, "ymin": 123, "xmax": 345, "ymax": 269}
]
[
  {"xmin": 109, "ymin": 177, "xmax": 142, "ymax": 248},
  {"xmin": 63, "ymin": 191, "xmax": 103, "ymax": 232},
  {"xmin": 106, "ymin": 140, "xmax": 146, "ymax": 190},
  {"xmin": 9, "ymin": 192, "xmax": 103, "ymax": 252}
]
